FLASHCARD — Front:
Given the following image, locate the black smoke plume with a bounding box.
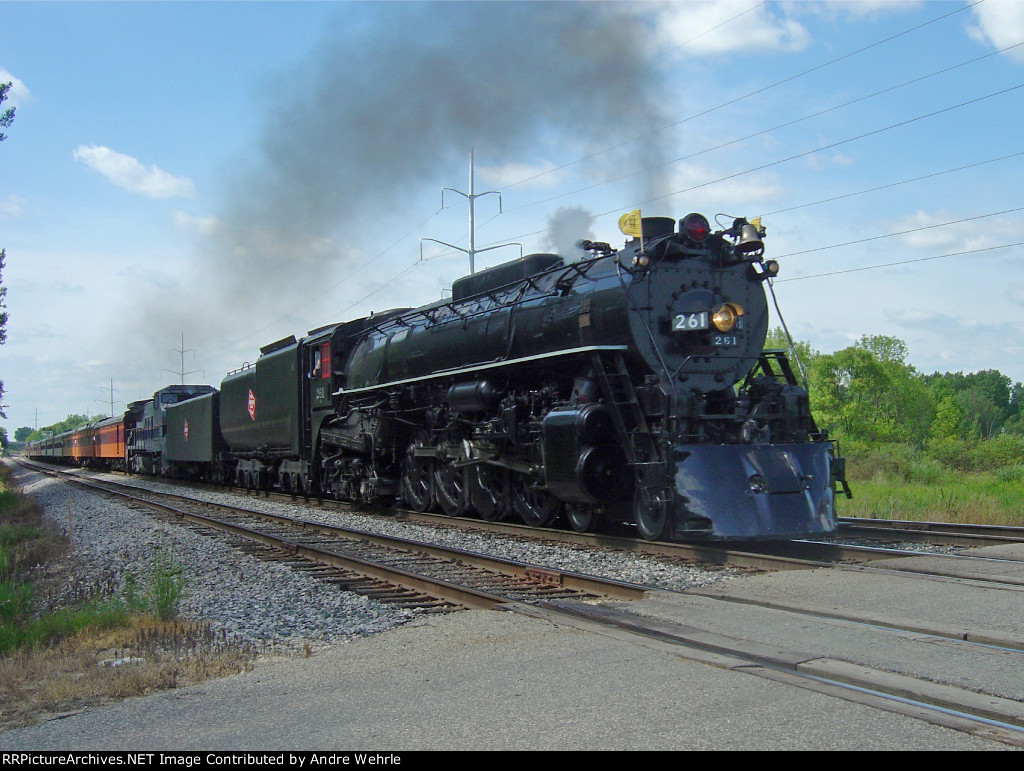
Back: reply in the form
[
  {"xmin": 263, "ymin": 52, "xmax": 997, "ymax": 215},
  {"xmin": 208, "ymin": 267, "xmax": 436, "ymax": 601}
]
[{"xmin": 121, "ymin": 2, "xmax": 670, "ymax": 383}]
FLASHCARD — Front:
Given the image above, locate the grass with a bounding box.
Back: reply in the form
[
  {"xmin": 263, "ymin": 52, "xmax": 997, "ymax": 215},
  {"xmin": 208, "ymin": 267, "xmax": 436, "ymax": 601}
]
[
  {"xmin": 0, "ymin": 598, "xmax": 128, "ymax": 653},
  {"xmin": 0, "ymin": 617, "xmax": 257, "ymax": 730},
  {"xmin": 0, "ymin": 461, "xmax": 256, "ymax": 731},
  {"xmin": 840, "ymin": 444, "xmax": 1024, "ymax": 525},
  {"xmin": 841, "ymin": 476, "xmax": 1024, "ymax": 525}
]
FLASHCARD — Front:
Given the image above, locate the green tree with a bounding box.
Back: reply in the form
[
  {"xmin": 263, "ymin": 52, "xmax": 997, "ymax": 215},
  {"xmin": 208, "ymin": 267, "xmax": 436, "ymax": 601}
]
[
  {"xmin": 808, "ymin": 335, "xmax": 934, "ymax": 445},
  {"xmin": 924, "ymin": 369, "xmax": 1016, "ymax": 437},
  {"xmin": 0, "ymin": 249, "xmax": 7, "ymax": 418},
  {"xmin": 0, "ymin": 81, "xmax": 14, "ymax": 143},
  {"xmin": 0, "ymin": 250, "xmax": 6, "ymax": 347},
  {"xmin": 958, "ymin": 388, "xmax": 1002, "ymax": 439},
  {"xmin": 13, "ymin": 427, "xmax": 32, "ymax": 442},
  {"xmin": 931, "ymin": 395, "xmax": 970, "ymax": 442},
  {"xmin": 25, "ymin": 414, "xmax": 94, "ymax": 442},
  {"xmin": 858, "ymin": 334, "xmax": 909, "ymax": 364},
  {"xmin": 763, "ymin": 326, "xmax": 816, "ymax": 361},
  {"xmin": 1001, "ymin": 381, "xmax": 1024, "ymax": 435},
  {"xmin": 0, "ymin": 79, "xmax": 12, "ymax": 418}
]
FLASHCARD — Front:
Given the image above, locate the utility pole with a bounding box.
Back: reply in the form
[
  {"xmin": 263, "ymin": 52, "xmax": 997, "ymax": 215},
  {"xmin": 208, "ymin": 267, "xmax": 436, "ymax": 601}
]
[
  {"xmin": 422, "ymin": 149, "xmax": 520, "ymax": 275},
  {"xmin": 163, "ymin": 332, "xmax": 203, "ymax": 385},
  {"xmin": 97, "ymin": 378, "xmax": 121, "ymax": 418}
]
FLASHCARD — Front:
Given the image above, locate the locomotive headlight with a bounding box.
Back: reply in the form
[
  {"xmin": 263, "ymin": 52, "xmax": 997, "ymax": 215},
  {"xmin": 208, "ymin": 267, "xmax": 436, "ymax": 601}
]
[{"xmin": 711, "ymin": 303, "xmax": 744, "ymax": 332}]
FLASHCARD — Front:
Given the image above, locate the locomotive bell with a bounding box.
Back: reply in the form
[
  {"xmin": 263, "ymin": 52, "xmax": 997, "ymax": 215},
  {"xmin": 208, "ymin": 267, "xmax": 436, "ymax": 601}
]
[{"xmin": 736, "ymin": 223, "xmax": 764, "ymax": 257}]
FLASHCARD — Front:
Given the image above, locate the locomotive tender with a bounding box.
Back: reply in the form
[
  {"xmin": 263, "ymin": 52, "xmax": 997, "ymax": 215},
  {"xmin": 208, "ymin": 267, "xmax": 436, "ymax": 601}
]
[{"xmin": 29, "ymin": 213, "xmax": 849, "ymax": 541}]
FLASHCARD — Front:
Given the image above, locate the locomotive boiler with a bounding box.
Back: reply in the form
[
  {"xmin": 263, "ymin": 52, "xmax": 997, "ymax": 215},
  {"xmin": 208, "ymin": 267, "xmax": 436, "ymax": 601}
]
[{"xmin": 305, "ymin": 212, "xmax": 849, "ymax": 540}]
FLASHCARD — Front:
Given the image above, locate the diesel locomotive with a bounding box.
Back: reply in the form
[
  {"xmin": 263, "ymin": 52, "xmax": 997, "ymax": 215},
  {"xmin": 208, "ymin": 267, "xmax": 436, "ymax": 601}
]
[{"xmin": 29, "ymin": 212, "xmax": 849, "ymax": 541}]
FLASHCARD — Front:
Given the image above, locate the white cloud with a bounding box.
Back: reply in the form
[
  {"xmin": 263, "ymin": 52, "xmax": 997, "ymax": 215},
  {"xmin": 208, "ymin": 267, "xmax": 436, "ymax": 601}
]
[
  {"xmin": 0, "ymin": 68, "xmax": 31, "ymax": 107},
  {"xmin": 968, "ymin": 0, "xmax": 1024, "ymax": 62},
  {"xmin": 174, "ymin": 210, "xmax": 220, "ymax": 235},
  {"xmin": 804, "ymin": 147, "xmax": 856, "ymax": 170},
  {"xmin": 0, "ymin": 194, "xmax": 25, "ymax": 218},
  {"xmin": 652, "ymin": 1, "xmax": 810, "ymax": 59},
  {"xmin": 49, "ymin": 280, "xmax": 85, "ymax": 295},
  {"xmin": 791, "ymin": 1, "xmax": 924, "ymax": 22},
  {"xmin": 73, "ymin": 145, "xmax": 196, "ymax": 199},
  {"xmin": 664, "ymin": 161, "xmax": 783, "ymax": 207},
  {"xmin": 882, "ymin": 209, "xmax": 1019, "ymax": 252},
  {"xmin": 889, "ymin": 308, "xmax": 972, "ymax": 331},
  {"xmin": 477, "ymin": 161, "xmax": 561, "ymax": 189},
  {"xmin": 1008, "ymin": 284, "xmax": 1024, "ymax": 308},
  {"xmin": 117, "ymin": 265, "xmax": 180, "ymax": 291}
]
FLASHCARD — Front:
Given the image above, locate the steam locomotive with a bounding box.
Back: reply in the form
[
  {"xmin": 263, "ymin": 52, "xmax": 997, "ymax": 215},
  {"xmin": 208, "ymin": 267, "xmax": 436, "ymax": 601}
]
[{"xmin": 29, "ymin": 213, "xmax": 849, "ymax": 541}]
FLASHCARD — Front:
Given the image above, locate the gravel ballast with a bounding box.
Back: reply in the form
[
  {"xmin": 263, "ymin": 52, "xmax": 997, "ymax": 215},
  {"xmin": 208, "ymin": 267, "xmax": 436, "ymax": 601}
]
[
  {"xmin": 8, "ymin": 461, "xmax": 742, "ymax": 653},
  {"xmin": 8, "ymin": 463, "xmax": 417, "ymax": 653}
]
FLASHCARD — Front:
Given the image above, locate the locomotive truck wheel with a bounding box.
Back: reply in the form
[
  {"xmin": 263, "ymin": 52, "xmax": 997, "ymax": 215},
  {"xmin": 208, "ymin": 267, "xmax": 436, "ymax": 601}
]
[
  {"xmin": 401, "ymin": 437, "xmax": 435, "ymax": 512},
  {"xmin": 566, "ymin": 502, "xmax": 600, "ymax": 533},
  {"xmin": 434, "ymin": 461, "xmax": 468, "ymax": 516},
  {"xmin": 512, "ymin": 476, "xmax": 561, "ymax": 528},
  {"xmin": 469, "ymin": 465, "xmax": 510, "ymax": 522},
  {"xmin": 636, "ymin": 491, "xmax": 670, "ymax": 541}
]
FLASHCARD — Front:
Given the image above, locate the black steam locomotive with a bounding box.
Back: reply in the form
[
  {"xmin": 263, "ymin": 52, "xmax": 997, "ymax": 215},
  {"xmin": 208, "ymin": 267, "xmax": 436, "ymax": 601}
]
[
  {"xmin": 165, "ymin": 212, "xmax": 848, "ymax": 540},
  {"xmin": 31, "ymin": 212, "xmax": 849, "ymax": 540}
]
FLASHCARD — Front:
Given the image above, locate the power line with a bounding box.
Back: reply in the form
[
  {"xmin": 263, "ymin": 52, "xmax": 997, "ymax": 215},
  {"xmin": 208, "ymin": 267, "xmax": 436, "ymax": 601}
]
[
  {"xmin": 776, "ymin": 241, "xmax": 1024, "ymax": 283},
  {"xmin": 501, "ymin": 0, "xmax": 982, "ymax": 192},
  {"xmin": 622, "ymin": 82, "xmax": 1024, "ymax": 215},
  {"xmin": 335, "ymin": 259, "xmax": 427, "ymax": 319},
  {"xmin": 399, "ymin": 145, "xmax": 1024, "ymax": 272},
  {"xmin": 469, "ymin": 78, "xmax": 1024, "ymax": 253},
  {"xmin": 759, "ymin": 150, "xmax": 1024, "ymax": 218},
  {"xmin": 774, "ymin": 205, "xmax": 1024, "ymax": 260},
  {"xmin": 503, "ymin": 39, "xmax": 1024, "ymax": 217},
  {"xmin": 352, "ymin": 149, "xmax": 1024, "ymax": 313},
  {"xmin": 502, "ymin": 1, "xmax": 767, "ymax": 190}
]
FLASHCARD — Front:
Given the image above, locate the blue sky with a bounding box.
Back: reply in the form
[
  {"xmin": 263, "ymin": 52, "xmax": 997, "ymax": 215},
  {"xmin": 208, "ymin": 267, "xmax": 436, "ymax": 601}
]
[{"xmin": 2, "ymin": 0, "xmax": 1024, "ymax": 433}]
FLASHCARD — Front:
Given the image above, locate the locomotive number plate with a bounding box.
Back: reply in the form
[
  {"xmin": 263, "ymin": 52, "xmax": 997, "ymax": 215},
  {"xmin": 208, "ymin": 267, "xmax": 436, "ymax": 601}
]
[{"xmin": 672, "ymin": 311, "xmax": 708, "ymax": 332}]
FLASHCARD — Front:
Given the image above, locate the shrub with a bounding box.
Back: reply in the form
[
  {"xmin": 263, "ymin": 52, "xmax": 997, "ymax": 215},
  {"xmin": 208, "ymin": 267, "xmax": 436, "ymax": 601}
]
[
  {"xmin": 996, "ymin": 465, "xmax": 1024, "ymax": 484},
  {"xmin": 926, "ymin": 437, "xmax": 975, "ymax": 471},
  {"xmin": 968, "ymin": 434, "xmax": 1024, "ymax": 471}
]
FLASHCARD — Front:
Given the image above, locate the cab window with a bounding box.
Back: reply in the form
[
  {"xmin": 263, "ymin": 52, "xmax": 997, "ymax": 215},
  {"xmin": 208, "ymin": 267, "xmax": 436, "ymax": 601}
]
[{"xmin": 320, "ymin": 342, "xmax": 331, "ymax": 379}]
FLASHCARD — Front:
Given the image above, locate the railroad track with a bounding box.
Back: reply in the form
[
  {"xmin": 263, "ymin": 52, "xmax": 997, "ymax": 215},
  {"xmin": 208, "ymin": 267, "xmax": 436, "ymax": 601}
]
[
  {"xmin": 62, "ymin": 460, "xmax": 1024, "ymax": 556},
  {"xmin": 838, "ymin": 516, "xmax": 1024, "ymax": 547},
  {"xmin": 17, "ymin": 458, "xmax": 646, "ymax": 612},
  {"xmin": 24, "ymin": 460, "xmax": 1024, "ymax": 590},
  {"xmin": 533, "ymin": 599, "xmax": 1024, "ymax": 749}
]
